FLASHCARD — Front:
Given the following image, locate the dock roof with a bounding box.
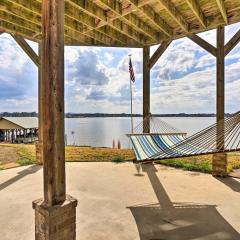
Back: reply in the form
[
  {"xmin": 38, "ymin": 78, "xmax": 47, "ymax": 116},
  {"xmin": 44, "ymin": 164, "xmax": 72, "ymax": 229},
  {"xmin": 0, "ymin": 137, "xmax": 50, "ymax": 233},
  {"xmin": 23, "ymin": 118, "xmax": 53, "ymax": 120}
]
[
  {"xmin": 0, "ymin": 117, "xmax": 38, "ymax": 130},
  {"xmin": 0, "ymin": 0, "xmax": 239, "ymax": 48}
]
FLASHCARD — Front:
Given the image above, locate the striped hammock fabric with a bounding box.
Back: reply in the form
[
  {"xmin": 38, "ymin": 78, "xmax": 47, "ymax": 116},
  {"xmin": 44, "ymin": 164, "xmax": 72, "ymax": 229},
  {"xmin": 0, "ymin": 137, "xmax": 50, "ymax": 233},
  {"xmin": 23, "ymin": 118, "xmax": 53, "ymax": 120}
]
[{"xmin": 129, "ymin": 134, "xmax": 186, "ymax": 161}]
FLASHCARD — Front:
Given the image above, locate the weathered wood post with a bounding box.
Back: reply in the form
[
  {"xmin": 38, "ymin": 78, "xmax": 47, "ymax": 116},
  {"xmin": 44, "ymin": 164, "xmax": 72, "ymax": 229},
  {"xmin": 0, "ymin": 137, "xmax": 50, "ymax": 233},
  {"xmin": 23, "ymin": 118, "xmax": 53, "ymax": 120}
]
[
  {"xmin": 212, "ymin": 26, "xmax": 227, "ymax": 177},
  {"xmin": 36, "ymin": 43, "xmax": 43, "ymax": 164},
  {"xmin": 32, "ymin": 0, "xmax": 78, "ymax": 239},
  {"xmin": 143, "ymin": 46, "xmax": 150, "ymax": 133}
]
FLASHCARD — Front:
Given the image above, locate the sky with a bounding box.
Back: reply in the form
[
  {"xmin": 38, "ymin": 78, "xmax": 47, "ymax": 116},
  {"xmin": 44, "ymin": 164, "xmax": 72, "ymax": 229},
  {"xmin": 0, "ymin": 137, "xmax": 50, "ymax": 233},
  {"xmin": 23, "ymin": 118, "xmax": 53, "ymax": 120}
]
[{"xmin": 0, "ymin": 23, "xmax": 240, "ymax": 114}]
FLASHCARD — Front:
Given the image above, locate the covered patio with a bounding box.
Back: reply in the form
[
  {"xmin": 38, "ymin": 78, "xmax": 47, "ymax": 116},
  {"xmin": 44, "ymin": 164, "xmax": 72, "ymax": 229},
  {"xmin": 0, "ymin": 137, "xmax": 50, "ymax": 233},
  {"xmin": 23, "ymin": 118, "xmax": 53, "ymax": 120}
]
[
  {"xmin": 0, "ymin": 0, "xmax": 240, "ymax": 239},
  {"xmin": 0, "ymin": 163, "xmax": 240, "ymax": 239}
]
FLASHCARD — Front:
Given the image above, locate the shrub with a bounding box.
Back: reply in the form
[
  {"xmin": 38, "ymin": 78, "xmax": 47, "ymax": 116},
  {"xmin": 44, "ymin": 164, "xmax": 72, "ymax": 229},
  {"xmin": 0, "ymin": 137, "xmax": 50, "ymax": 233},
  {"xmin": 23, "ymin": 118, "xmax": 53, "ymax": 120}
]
[{"xmin": 112, "ymin": 155, "xmax": 125, "ymax": 163}]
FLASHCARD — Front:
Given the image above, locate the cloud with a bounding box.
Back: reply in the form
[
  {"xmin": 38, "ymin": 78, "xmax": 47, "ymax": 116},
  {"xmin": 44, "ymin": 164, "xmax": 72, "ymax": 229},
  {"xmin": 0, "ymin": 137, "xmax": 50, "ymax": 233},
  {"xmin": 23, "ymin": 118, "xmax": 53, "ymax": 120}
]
[
  {"xmin": 66, "ymin": 49, "xmax": 109, "ymax": 86},
  {"xmin": 1, "ymin": 22, "xmax": 240, "ymax": 114}
]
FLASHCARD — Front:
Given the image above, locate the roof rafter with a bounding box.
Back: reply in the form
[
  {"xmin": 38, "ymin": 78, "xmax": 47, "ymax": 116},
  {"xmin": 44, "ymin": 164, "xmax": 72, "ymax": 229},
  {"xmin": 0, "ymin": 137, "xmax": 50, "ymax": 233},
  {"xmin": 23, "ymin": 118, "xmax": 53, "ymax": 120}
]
[
  {"xmin": 2, "ymin": 0, "xmax": 144, "ymax": 47},
  {"xmin": 216, "ymin": 0, "xmax": 228, "ymax": 24},
  {"xmin": 186, "ymin": 0, "xmax": 207, "ymax": 28},
  {"xmin": 125, "ymin": 0, "xmax": 172, "ymax": 37},
  {"xmin": 0, "ymin": 0, "xmax": 240, "ymax": 47},
  {"xmin": 156, "ymin": 0, "xmax": 189, "ymax": 32},
  {"xmin": 86, "ymin": 0, "xmax": 160, "ymax": 42},
  {"xmin": 67, "ymin": 0, "xmax": 147, "ymax": 45}
]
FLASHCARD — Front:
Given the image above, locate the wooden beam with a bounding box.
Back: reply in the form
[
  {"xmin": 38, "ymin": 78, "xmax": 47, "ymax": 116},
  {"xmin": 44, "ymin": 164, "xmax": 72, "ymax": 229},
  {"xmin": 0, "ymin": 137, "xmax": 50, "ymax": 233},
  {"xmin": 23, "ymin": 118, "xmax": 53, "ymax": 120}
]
[
  {"xmin": 216, "ymin": 0, "xmax": 228, "ymax": 24},
  {"xmin": 225, "ymin": 29, "xmax": 240, "ymax": 56},
  {"xmin": 156, "ymin": 0, "xmax": 189, "ymax": 32},
  {"xmin": 95, "ymin": 0, "xmax": 160, "ymax": 42},
  {"xmin": 41, "ymin": 0, "xmax": 66, "ymax": 206},
  {"xmin": 37, "ymin": 42, "xmax": 43, "ymax": 164},
  {"xmin": 125, "ymin": 0, "xmax": 173, "ymax": 37},
  {"xmin": 68, "ymin": 0, "xmax": 147, "ymax": 44},
  {"xmin": 11, "ymin": 34, "xmax": 40, "ymax": 67},
  {"xmin": 186, "ymin": 0, "xmax": 207, "ymax": 28},
  {"xmin": 187, "ymin": 33, "xmax": 217, "ymax": 57},
  {"xmin": 143, "ymin": 46, "xmax": 150, "ymax": 133},
  {"xmin": 149, "ymin": 40, "xmax": 172, "ymax": 69},
  {"xmin": 3, "ymin": 0, "xmax": 145, "ymax": 47},
  {"xmin": 216, "ymin": 26, "xmax": 225, "ymax": 150}
]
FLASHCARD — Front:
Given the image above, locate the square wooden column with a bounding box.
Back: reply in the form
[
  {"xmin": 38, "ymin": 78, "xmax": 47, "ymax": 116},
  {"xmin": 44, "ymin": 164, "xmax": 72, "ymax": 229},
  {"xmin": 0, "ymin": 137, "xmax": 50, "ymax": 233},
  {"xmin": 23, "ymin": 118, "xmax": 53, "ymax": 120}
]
[
  {"xmin": 36, "ymin": 43, "xmax": 43, "ymax": 165},
  {"xmin": 212, "ymin": 26, "xmax": 227, "ymax": 177},
  {"xmin": 143, "ymin": 46, "xmax": 150, "ymax": 133},
  {"xmin": 33, "ymin": 0, "xmax": 77, "ymax": 239}
]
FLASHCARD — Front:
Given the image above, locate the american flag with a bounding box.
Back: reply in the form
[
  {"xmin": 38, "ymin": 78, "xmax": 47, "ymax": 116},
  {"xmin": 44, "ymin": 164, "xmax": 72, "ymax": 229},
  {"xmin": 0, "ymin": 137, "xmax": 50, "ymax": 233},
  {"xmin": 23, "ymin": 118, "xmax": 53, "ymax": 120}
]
[{"xmin": 129, "ymin": 57, "xmax": 135, "ymax": 82}]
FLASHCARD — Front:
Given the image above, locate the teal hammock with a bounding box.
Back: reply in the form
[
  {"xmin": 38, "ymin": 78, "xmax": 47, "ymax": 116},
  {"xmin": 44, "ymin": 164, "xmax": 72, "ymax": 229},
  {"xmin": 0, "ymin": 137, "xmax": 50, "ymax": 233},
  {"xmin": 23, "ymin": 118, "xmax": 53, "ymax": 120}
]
[{"xmin": 127, "ymin": 111, "xmax": 240, "ymax": 162}]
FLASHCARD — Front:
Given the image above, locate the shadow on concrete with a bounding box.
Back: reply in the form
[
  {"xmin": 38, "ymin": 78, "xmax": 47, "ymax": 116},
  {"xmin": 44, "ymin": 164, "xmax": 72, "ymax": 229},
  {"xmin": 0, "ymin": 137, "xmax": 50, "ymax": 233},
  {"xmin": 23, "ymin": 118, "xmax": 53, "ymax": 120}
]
[
  {"xmin": 0, "ymin": 165, "xmax": 42, "ymax": 191},
  {"xmin": 229, "ymin": 169, "xmax": 240, "ymax": 179},
  {"xmin": 128, "ymin": 163, "xmax": 239, "ymax": 240},
  {"xmin": 215, "ymin": 176, "xmax": 240, "ymax": 193}
]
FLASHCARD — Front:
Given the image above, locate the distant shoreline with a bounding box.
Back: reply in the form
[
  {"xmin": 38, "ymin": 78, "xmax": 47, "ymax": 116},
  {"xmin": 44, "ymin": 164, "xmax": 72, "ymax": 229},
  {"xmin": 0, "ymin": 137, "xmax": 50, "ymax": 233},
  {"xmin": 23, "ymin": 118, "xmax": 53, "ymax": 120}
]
[{"xmin": 0, "ymin": 112, "xmax": 233, "ymax": 118}]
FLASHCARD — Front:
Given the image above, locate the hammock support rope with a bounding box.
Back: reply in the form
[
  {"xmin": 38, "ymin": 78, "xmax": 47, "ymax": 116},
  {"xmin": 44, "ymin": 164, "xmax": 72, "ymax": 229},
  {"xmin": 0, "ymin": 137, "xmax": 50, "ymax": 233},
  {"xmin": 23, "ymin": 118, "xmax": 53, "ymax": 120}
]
[{"xmin": 127, "ymin": 111, "xmax": 240, "ymax": 162}]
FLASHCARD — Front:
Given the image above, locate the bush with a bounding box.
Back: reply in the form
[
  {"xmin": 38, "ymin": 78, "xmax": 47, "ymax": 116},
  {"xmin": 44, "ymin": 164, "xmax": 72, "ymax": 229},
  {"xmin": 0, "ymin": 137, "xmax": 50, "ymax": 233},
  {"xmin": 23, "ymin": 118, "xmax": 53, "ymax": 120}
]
[{"xmin": 112, "ymin": 155, "xmax": 125, "ymax": 163}]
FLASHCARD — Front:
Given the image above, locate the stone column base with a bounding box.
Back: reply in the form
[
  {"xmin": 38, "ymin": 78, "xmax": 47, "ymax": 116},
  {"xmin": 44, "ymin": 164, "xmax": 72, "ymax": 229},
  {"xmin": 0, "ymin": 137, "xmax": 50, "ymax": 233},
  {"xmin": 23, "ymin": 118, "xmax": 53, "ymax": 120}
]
[
  {"xmin": 33, "ymin": 195, "xmax": 78, "ymax": 240},
  {"xmin": 212, "ymin": 152, "xmax": 228, "ymax": 177}
]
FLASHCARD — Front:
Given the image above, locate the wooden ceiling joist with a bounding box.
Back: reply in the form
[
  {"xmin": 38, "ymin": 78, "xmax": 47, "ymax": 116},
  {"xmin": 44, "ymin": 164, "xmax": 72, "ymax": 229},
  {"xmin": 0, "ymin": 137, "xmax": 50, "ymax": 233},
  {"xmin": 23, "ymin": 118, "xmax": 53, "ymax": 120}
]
[
  {"xmin": 156, "ymin": 0, "xmax": 189, "ymax": 33},
  {"xmin": 125, "ymin": 0, "xmax": 173, "ymax": 37},
  {"xmin": 216, "ymin": 0, "xmax": 228, "ymax": 24},
  {"xmin": 186, "ymin": 0, "xmax": 207, "ymax": 28},
  {"xmin": 0, "ymin": 0, "xmax": 239, "ymax": 47}
]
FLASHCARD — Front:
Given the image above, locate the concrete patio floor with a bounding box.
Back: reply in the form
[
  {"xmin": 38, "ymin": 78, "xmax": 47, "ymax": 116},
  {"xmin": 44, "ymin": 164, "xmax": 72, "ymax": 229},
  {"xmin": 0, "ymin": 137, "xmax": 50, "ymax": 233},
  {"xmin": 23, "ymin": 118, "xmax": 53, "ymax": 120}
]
[{"xmin": 0, "ymin": 162, "xmax": 240, "ymax": 240}]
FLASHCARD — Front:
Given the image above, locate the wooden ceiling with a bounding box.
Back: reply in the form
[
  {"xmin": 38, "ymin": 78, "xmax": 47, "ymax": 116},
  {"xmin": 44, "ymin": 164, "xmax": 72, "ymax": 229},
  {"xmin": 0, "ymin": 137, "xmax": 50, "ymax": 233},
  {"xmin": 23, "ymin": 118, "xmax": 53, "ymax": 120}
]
[{"xmin": 0, "ymin": 0, "xmax": 239, "ymax": 47}]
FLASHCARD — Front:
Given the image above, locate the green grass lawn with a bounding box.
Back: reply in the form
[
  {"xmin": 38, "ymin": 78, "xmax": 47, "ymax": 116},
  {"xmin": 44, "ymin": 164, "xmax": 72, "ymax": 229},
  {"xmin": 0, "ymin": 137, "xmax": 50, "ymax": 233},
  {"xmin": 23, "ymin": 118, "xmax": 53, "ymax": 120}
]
[{"xmin": 0, "ymin": 144, "xmax": 239, "ymax": 174}]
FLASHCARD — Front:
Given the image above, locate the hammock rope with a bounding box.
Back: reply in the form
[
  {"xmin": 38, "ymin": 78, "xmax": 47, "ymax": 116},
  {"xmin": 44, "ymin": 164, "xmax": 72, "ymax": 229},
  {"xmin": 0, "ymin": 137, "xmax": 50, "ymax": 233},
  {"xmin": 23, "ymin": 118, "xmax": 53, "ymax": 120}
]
[
  {"xmin": 127, "ymin": 111, "xmax": 240, "ymax": 162},
  {"xmin": 132, "ymin": 114, "xmax": 185, "ymax": 134}
]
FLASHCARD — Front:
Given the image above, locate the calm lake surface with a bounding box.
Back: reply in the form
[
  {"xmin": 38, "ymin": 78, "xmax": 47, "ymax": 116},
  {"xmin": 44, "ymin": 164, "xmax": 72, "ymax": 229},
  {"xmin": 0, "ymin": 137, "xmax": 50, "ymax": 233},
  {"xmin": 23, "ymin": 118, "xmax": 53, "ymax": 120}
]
[{"xmin": 65, "ymin": 117, "xmax": 216, "ymax": 149}]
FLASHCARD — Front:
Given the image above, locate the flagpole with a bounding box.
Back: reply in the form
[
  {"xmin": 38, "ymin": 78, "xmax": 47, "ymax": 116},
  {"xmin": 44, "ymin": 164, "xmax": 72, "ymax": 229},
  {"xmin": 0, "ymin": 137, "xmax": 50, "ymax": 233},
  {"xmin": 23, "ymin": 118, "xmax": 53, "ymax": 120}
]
[{"xmin": 129, "ymin": 54, "xmax": 134, "ymax": 134}]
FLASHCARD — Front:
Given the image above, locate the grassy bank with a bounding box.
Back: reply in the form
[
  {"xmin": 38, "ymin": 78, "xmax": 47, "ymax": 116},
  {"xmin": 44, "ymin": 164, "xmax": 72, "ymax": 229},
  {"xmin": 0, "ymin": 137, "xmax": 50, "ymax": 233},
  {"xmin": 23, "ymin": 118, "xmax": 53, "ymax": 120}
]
[
  {"xmin": 0, "ymin": 144, "xmax": 135, "ymax": 170},
  {"xmin": 0, "ymin": 144, "xmax": 239, "ymax": 173}
]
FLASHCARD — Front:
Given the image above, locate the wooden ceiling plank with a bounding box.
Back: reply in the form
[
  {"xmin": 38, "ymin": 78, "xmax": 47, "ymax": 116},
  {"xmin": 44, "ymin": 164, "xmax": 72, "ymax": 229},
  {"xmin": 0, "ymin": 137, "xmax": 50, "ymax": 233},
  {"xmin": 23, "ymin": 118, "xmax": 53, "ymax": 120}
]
[
  {"xmin": 68, "ymin": 0, "xmax": 147, "ymax": 44},
  {"xmin": 94, "ymin": 0, "xmax": 160, "ymax": 42},
  {"xmin": 4, "ymin": 0, "xmax": 144, "ymax": 46},
  {"xmin": 225, "ymin": 29, "xmax": 240, "ymax": 56},
  {"xmin": 186, "ymin": 0, "xmax": 207, "ymax": 28},
  {"xmin": 125, "ymin": 0, "xmax": 172, "ymax": 37},
  {"xmin": 0, "ymin": 20, "xmax": 40, "ymax": 42},
  {"xmin": 216, "ymin": 0, "xmax": 228, "ymax": 24},
  {"xmin": 3, "ymin": 0, "xmax": 141, "ymax": 47},
  {"xmin": 156, "ymin": 0, "xmax": 189, "ymax": 32}
]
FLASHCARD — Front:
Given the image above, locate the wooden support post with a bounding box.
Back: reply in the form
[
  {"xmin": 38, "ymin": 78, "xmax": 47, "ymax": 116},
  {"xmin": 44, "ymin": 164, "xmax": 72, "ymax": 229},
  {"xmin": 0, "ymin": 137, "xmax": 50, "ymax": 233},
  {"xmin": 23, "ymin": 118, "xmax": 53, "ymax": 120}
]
[
  {"xmin": 143, "ymin": 46, "xmax": 150, "ymax": 133},
  {"xmin": 36, "ymin": 42, "xmax": 43, "ymax": 165},
  {"xmin": 216, "ymin": 26, "xmax": 225, "ymax": 150},
  {"xmin": 33, "ymin": 0, "xmax": 77, "ymax": 239},
  {"xmin": 213, "ymin": 26, "xmax": 227, "ymax": 177}
]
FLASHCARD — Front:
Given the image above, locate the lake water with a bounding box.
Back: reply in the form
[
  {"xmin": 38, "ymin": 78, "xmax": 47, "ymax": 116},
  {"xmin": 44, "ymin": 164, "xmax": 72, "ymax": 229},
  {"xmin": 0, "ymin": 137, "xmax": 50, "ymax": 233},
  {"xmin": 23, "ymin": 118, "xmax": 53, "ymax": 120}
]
[{"xmin": 65, "ymin": 117, "xmax": 216, "ymax": 149}]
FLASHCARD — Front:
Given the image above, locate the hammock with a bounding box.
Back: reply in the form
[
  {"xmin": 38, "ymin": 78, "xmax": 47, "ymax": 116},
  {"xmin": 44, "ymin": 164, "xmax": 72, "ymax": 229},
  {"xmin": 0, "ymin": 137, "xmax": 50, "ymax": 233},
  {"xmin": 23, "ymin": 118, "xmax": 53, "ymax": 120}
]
[{"xmin": 127, "ymin": 111, "xmax": 240, "ymax": 162}]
